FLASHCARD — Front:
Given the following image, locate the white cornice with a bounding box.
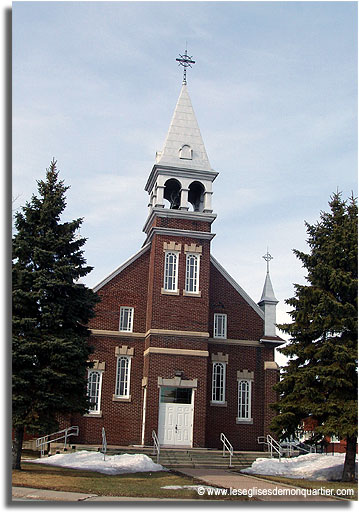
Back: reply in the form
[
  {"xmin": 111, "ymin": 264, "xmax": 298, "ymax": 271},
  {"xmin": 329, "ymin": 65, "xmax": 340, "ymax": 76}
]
[
  {"xmin": 210, "ymin": 255, "xmax": 265, "ymax": 319},
  {"xmin": 145, "ymin": 227, "xmax": 216, "ymax": 245},
  {"xmin": 143, "ymin": 208, "xmax": 217, "ymax": 234},
  {"xmin": 93, "ymin": 244, "xmax": 151, "ymax": 292},
  {"xmin": 145, "ymin": 165, "xmax": 218, "ymax": 193}
]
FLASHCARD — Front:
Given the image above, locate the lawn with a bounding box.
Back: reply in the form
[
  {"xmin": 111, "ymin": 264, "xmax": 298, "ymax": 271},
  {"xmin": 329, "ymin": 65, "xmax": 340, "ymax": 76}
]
[
  {"xmin": 247, "ymin": 474, "xmax": 357, "ymax": 501},
  {"xmin": 12, "ymin": 462, "xmax": 252, "ymax": 500}
]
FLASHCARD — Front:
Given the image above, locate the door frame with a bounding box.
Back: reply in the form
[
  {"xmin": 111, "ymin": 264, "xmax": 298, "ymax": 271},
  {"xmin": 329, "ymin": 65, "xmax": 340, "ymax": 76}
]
[{"xmin": 157, "ymin": 386, "xmax": 195, "ymax": 447}]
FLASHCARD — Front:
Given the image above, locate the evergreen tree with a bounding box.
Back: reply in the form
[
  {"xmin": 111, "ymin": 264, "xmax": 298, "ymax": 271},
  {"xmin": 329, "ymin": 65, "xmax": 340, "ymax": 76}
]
[
  {"xmin": 12, "ymin": 160, "xmax": 99, "ymax": 469},
  {"xmin": 271, "ymin": 192, "xmax": 357, "ymax": 482}
]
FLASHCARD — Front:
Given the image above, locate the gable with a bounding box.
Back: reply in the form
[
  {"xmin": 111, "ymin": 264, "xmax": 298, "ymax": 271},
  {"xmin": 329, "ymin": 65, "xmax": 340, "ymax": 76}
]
[
  {"xmin": 93, "ymin": 243, "xmax": 151, "ymax": 292},
  {"xmin": 210, "ymin": 255, "xmax": 264, "ymax": 320}
]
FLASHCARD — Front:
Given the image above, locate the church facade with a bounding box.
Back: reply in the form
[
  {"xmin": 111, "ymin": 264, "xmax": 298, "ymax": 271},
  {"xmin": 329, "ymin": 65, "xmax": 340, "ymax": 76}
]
[{"xmin": 69, "ymin": 80, "xmax": 284, "ymax": 451}]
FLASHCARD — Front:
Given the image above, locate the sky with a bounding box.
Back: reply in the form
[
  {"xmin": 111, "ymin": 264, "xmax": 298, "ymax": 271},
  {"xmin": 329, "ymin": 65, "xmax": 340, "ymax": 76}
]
[{"xmin": 12, "ymin": 1, "xmax": 358, "ymax": 366}]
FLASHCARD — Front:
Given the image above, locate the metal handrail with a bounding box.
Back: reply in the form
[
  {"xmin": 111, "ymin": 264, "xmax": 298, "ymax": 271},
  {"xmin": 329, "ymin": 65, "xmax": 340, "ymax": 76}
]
[
  {"xmin": 152, "ymin": 430, "xmax": 160, "ymax": 464},
  {"xmin": 220, "ymin": 432, "xmax": 233, "ymax": 467},
  {"xmin": 266, "ymin": 434, "xmax": 282, "ymax": 461},
  {"xmin": 101, "ymin": 427, "xmax": 107, "ymax": 461},
  {"xmin": 36, "ymin": 426, "xmax": 79, "ymax": 457}
]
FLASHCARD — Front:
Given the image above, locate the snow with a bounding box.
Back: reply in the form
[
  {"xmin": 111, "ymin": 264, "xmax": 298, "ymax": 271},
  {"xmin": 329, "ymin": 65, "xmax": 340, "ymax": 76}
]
[
  {"xmin": 29, "ymin": 450, "xmax": 165, "ymax": 475},
  {"xmin": 241, "ymin": 453, "xmax": 358, "ymax": 481}
]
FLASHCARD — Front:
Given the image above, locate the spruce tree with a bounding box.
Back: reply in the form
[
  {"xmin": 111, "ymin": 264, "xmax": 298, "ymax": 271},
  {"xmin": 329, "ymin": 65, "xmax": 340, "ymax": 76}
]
[
  {"xmin": 271, "ymin": 192, "xmax": 358, "ymax": 482},
  {"xmin": 12, "ymin": 160, "xmax": 99, "ymax": 469}
]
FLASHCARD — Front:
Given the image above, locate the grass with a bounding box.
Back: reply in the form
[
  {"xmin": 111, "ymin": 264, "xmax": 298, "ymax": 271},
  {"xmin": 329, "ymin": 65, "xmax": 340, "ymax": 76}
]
[
  {"xmin": 12, "ymin": 462, "xmax": 252, "ymax": 500},
  {"xmin": 246, "ymin": 474, "xmax": 357, "ymax": 501}
]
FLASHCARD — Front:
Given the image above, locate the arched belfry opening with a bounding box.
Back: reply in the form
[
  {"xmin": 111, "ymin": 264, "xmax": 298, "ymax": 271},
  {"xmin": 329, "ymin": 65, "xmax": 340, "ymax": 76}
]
[
  {"xmin": 188, "ymin": 181, "xmax": 205, "ymax": 212},
  {"xmin": 164, "ymin": 179, "xmax": 181, "ymax": 209}
]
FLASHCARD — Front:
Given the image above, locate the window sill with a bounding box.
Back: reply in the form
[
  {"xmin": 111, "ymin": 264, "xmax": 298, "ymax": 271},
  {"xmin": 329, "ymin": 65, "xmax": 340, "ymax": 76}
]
[
  {"xmin": 161, "ymin": 288, "xmax": 179, "ymax": 296},
  {"xmin": 213, "ymin": 336, "xmax": 227, "ymax": 340},
  {"xmin": 183, "ymin": 290, "xmax": 202, "ymax": 297},
  {"xmin": 112, "ymin": 395, "xmax": 131, "ymax": 402},
  {"xmin": 210, "ymin": 401, "xmax": 227, "ymax": 407},
  {"xmin": 84, "ymin": 412, "xmax": 102, "ymax": 418},
  {"xmin": 236, "ymin": 418, "xmax": 253, "ymax": 424}
]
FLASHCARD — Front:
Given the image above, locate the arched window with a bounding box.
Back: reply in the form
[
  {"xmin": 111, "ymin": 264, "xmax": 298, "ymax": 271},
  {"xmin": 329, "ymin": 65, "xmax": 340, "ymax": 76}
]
[
  {"xmin": 164, "ymin": 179, "xmax": 181, "ymax": 209},
  {"xmin": 87, "ymin": 370, "xmax": 102, "ymax": 413},
  {"xmin": 179, "ymin": 144, "xmax": 192, "ymax": 160},
  {"xmin": 185, "ymin": 253, "xmax": 200, "ymax": 293},
  {"xmin": 238, "ymin": 380, "xmax": 251, "ymax": 420},
  {"xmin": 212, "ymin": 362, "xmax": 226, "ymax": 403},
  {"xmin": 115, "ymin": 356, "xmax": 131, "ymax": 398},
  {"xmin": 164, "ymin": 251, "xmax": 178, "ymax": 292},
  {"xmin": 188, "ymin": 181, "xmax": 205, "ymax": 212}
]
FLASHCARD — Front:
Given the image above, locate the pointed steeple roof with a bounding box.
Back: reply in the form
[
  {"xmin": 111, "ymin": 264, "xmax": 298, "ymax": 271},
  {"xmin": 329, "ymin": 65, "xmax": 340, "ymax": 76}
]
[
  {"xmin": 259, "ymin": 272, "xmax": 278, "ymax": 304},
  {"xmin": 155, "ymin": 84, "xmax": 212, "ymax": 172},
  {"xmin": 258, "ymin": 250, "xmax": 278, "ymax": 304}
]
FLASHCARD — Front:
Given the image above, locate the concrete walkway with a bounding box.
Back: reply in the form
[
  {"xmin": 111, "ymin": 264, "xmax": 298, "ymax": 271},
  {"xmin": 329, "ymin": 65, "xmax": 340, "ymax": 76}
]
[
  {"xmin": 12, "ymin": 486, "xmax": 199, "ymax": 502},
  {"xmin": 179, "ymin": 468, "xmax": 341, "ymax": 502}
]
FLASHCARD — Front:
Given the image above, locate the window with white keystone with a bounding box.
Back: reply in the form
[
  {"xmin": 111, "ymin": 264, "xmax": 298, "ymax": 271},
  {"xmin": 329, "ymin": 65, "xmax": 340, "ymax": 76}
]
[
  {"xmin": 238, "ymin": 379, "xmax": 252, "ymax": 420},
  {"xmin": 185, "ymin": 253, "xmax": 200, "ymax": 293},
  {"xmin": 87, "ymin": 370, "xmax": 103, "ymax": 414},
  {"xmin": 164, "ymin": 251, "xmax": 179, "ymax": 292},
  {"xmin": 212, "ymin": 362, "xmax": 226, "ymax": 403},
  {"xmin": 214, "ymin": 313, "xmax": 227, "ymax": 339},
  {"xmin": 115, "ymin": 356, "xmax": 131, "ymax": 398},
  {"xmin": 119, "ymin": 306, "xmax": 134, "ymax": 332}
]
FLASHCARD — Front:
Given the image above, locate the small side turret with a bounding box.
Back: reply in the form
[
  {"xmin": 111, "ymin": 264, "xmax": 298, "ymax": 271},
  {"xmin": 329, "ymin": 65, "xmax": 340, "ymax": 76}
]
[{"xmin": 258, "ymin": 250, "xmax": 278, "ymax": 338}]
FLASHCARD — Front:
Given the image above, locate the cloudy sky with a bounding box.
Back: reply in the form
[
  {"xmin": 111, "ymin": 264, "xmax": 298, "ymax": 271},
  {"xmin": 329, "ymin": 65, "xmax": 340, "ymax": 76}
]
[{"xmin": 12, "ymin": 1, "xmax": 357, "ymax": 364}]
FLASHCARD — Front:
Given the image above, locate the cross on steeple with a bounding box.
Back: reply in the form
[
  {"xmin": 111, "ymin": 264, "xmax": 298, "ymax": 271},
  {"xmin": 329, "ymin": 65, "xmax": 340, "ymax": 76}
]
[
  {"xmin": 176, "ymin": 47, "xmax": 195, "ymax": 85},
  {"xmin": 262, "ymin": 249, "xmax": 273, "ymax": 273}
]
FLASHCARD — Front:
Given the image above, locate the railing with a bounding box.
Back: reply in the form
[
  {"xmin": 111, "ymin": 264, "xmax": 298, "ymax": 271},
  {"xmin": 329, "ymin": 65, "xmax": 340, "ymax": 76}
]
[
  {"xmin": 284, "ymin": 440, "xmax": 316, "ymax": 455},
  {"xmin": 36, "ymin": 426, "xmax": 79, "ymax": 457},
  {"xmin": 152, "ymin": 430, "xmax": 160, "ymax": 464},
  {"xmin": 220, "ymin": 432, "xmax": 233, "ymax": 467},
  {"xmin": 257, "ymin": 434, "xmax": 282, "ymax": 461},
  {"xmin": 101, "ymin": 427, "xmax": 107, "ymax": 461}
]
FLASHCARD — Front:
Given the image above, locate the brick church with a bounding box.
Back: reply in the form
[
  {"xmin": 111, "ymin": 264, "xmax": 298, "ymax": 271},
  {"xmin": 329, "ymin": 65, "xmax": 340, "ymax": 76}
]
[{"xmin": 69, "ymin": 70, "xmax": 284, "ymax": 451}]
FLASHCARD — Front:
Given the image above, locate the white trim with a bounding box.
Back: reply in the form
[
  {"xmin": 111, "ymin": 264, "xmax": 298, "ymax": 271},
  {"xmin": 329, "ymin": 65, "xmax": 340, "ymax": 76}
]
[
  {"xmin": 211, "ymin": 361, "xmax": 226, "ymax": 404},
  {"xmin": 93, "ymin": 244, "xmax": 151, "ymax": 292},
  {"xmin": 119, "ymin": 306, "xmax": 134, "ymax": 332},
  {"xmin": 214, "ymin": 313, "xmax": 227, "ymax": 339},
  {"xmin": 210, "ymin": 255, "xmax": 265, "ymax": 319},
  {"xmin": 145, "ymin": 227, "xmax": 215, "ymax": 244},
  {"xmin": 114, "ymin": 355, "xmax": 132, "ymax": 399},
  {"xmin": 143, "ymin": 208, "xmax": 216, "ymax": 234},
  {"xmin": 237, "ymin": 379, "xmax": 252, "ymax": 421},
  {"xmin": 185, "ymin": 253, "xmax": 200, "ymax": 293},
  {"xmin": 163, "ymin": 250, "xmax": 179, "ymax": 292},
  {"xmin": 87, "ymin": 369, "xmax": 103, "ymax": 415}
]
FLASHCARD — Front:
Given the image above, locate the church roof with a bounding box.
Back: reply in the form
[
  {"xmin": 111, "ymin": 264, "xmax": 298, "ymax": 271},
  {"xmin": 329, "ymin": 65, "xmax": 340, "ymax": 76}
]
[
  {"xmin": 155, "ymin": 84, "xmax": 213, "ymax": 172},
  {"xmin": 258, "ymin": 272, "xmax": 278, "ymax": 304}
]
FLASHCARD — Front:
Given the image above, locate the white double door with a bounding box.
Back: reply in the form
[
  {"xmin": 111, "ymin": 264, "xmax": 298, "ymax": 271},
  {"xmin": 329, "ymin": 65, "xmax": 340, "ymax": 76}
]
[{"xmin": 158, "ymin": 401, "xmax": 194, "ymax": 447}]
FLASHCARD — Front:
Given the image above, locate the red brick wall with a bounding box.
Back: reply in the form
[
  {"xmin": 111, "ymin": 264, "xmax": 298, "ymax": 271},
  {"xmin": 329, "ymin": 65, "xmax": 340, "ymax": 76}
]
[
  {"xmin": 142, "ymin": 352, "xmax": 208, "ymax": 447},
  {"xmin": 72, "ymin": 335, "xmax": 144, "ymax": 446},
  {"xmin": 146, "ymin": 231, "xmax": 211, "ymax": 333},
  {"xmin": 209, "ymin": 262, "xmax": 264, "ymax": 340},
  {"xmin": 88, "ymin": 249, "xmax": 150, "ymax": 333},
  {"xmin": 205, "ymin": 343, "xmax": 275, "ymax": 450}
]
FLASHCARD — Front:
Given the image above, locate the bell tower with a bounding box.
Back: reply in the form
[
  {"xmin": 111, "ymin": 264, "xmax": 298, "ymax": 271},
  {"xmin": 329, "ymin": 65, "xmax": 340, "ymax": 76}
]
[
  {"xmin": 141, "ymin": 51, "xmax": 217, "ymax": 447},
  {"xmin": 143, "ymin": 81, "xmax": 218, "ymax": 237}
]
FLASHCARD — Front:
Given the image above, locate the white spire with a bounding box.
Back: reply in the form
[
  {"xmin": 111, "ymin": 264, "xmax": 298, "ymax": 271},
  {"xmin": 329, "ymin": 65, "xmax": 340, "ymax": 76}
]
[
  {"xmin": 258, "ymin": 250, "xmax": 278, "ymax": 338},
  {"xmin": 155, "ymin": 84, "xmax": 212, "ymax": 172}
]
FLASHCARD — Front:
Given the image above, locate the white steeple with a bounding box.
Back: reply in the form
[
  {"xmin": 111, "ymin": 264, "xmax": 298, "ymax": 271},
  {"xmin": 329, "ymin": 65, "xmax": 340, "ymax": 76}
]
[
  {"xmin": 258, "ymin": 251, "xmax": 278, "ymax": 338},
  {"xmin": 144, "ymin": 54, "xmax": 218, "ymax": 222},
  {"xmin": 155, "ymin": 84, "xmax": 213, "ymax": 173}
]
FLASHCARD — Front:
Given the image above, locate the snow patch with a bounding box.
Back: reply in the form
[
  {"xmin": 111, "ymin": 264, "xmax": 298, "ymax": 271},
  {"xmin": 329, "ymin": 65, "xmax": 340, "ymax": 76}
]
[
  {"xmin": 241, "ymin": 453, "xmax": 358, "ymax": 481},
  {"xmin": 29, "ymin": 450, "xmax": 165, "ymax": 475}
]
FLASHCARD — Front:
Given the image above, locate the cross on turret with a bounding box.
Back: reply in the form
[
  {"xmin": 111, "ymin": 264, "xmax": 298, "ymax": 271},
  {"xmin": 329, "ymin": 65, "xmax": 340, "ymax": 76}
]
[
  {"xmin": 262, "ymin": 249, "xmax": 273, "ymax": 273},
  {"xmin": 176, "ymin": 48, "xmax": 195, "ymax": 85}
]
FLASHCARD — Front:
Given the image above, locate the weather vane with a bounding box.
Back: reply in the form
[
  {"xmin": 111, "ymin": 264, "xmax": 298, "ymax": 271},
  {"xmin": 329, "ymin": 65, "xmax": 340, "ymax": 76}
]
[
  {"xmin": 262, "ymin": 249, "xmax": 273, "ymax": 273},
  {"xmin": 176, "ymin": 46, "xmax": 195, "ymax": 85}
]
